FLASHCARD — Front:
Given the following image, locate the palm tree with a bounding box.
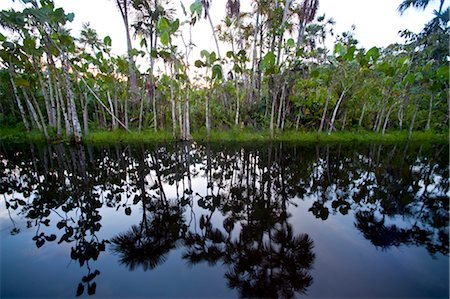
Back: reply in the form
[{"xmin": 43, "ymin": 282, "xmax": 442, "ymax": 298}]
[
  {"xmin": 398, "ymin": 0, "xmax": 445, "ymax": 15},
  {"xmin": 115, "ymin": 0, "xmax": 139, "ymax": 104}
]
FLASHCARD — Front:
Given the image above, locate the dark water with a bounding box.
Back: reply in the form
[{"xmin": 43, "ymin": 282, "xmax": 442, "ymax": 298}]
[{"xmin": 0, "ymin": 141, "xmax": 448, "ymax": 298}]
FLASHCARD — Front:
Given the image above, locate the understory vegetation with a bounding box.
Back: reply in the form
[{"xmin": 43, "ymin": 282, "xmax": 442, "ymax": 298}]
[{"xmin": 0, "ymin": 0, "xmax": 448, "ymax": 142}]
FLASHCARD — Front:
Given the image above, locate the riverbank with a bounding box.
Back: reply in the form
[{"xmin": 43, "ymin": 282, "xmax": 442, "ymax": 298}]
[{"xmin": 0, "ymin": 127, "xmax": 447, "ymax": 144}]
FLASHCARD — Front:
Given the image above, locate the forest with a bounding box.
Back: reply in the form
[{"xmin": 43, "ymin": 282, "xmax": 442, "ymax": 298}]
[{"xmin": 0, "ymin": 0, "xmax": 448, "ymax": 142}]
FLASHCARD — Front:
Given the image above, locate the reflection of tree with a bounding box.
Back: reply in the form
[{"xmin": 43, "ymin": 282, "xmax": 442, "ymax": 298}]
[{"xmin": 1, "ymin": 141, "xmax": 448, "ymax": 297}]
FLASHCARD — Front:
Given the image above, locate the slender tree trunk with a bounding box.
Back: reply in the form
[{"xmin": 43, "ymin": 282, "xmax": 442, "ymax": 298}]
[
  {"xmin": 152, "ymin": 83, "xmax": 157, "ymax": 132},
  {"xmin": 319, "ymin": 86, "xmax": 331, "ymax": 133},
  {"xmin": 30, "ymin": 91, "xmax": 49, "ymax": 139},
  {"xmin": 178, "ymin": 86, "xmax": 184, "ymax": 139},
  {"xmin": 249, "ymin": 7, "xmax": 260, "ymax": 105},
  {"xmin": 328, "ymin": 87, "xmax": 347, "ymax": 134},
  {"xmin": 206, "ymin": 93, "xmax": 210, "ymax": 140},
  {"xmin": 408, "ymin": 99, "xmax": 419, "ymax": 140},
  {"xmin": 269, "ymin": 78, "xmax": 277, "ymax": 139},
  {"xmin": 8, "ymin": 69, "xmax": 30, "ymax": 131},
  {"xmin": 234, "ymin": 78, "xmax": 240, "ymax": 127},
  {"xmin": 425, "ymin": 95, "xmax": 433, "ymax": 131},
  {"xmin": 83, "ymin": 92, "xmax": 89, "ymax": 136},
  {"xmin": 138, "ymin": 90, "xmax": 145, "ymax": 132},
  {"xmin": 108, "ymin": 91, "xmax": 117, "ymax": 130},
  {"xmin": 358, "ymin": 100, "xmax": 366, "ymax": 128},
  {"xmin": 184, "ymin": 84, "xmax": 191, "ymax": 140},
  {"xmin": 62, "ymin": 58, "xmax": 82, "ymax": 143},
  {"xmin": 22, "ymin": 89, "xmax": 42, "ymax": 132},
  {"xmin": 277, "ymin": 82, "xmax": 286, "ymax": 129},
  {"xmin": 170, "ymin": 77, "xmax": 177, "ymax": 139},
  {"xmin": 205, "ymin": 9, "xmax": 221, "ymax": 60},
  {"xmin": 382, "ymin": 103, "xmax": 395, "ymax": 136}
]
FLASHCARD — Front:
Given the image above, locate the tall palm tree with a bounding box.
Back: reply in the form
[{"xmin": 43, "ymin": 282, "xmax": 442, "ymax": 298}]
[
  {"xmin": 398, "ymin": 0, "xmax": 445, "ymax": 14},
  {"xmin": 115, "ymin": 0, "xmax": 139, "ymax": 103}
]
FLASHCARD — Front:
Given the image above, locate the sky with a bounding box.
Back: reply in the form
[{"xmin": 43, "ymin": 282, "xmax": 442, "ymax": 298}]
[{"xmin": 0, "ymin": 0, "xmax": 445, "ymax": 68}]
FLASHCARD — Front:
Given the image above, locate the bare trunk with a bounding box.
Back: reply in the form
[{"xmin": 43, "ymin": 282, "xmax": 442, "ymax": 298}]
[
  {"xmin": 249, "ymin": 8, "xmax": 260, "ymax": 105},
  {"xmin": 319, "ymin": 86, "xmax": 331, "ymax": 133},
  {"xmin": 152, "ymin": 84, "xmax": 157, "ymax": 132},
  {"xmin": 277, "ymin": 82, "xmax": 286, "ymax": 129},
  {"xmin": 358, "ymin": 100, "xmax": 366, "ymax": 127},
  {"xmin": 8, "ymin": 69, "xmax": 30, "ymax": 131},
  {"xmin": 138, "ymin": 90, "xmax": 145, "ymax": 132},
  {"xmin": 170, "ymin": 78, "xmax": 177, "ymax": 139},
  {"xmin": 184, "ymin": 85, "xmax": 191, "ymax": 140},
  {"xmin": 328, "ymin": 88, "xmax": 347, "ymax": 134},
  {"xmin": 425, "ymin": 95, "xmax": 433, "ymax": 131},
  {"xmin": 30, "ymin": 91, "xmax": 49, "ymax": 139},
  {"xmin": 22, "ymin": 89, "xmax": 42, "ymax": 132},
  {"xmin": 62, "ymin": 58, "xmax": 82, "ymax": 143},
  {"xmin": 206, "ymin": 10, "xmax": 221, "ymax": 60},
  {"xmin": 408, "ymin": 99, "xmax": 419, "ymax": 140},
  {"xmin": 269, "ymin": 79, "xmax": 277, "ymax": 139},
  {"xmin": 206, "ymin": 93, "xmax": 210, "ymax": 140},
  {"xmin": 83, "ymin": 92, "xmax": 89, "ymax": 136},
  {"xmin": 178, "ymin": 87, "xmax": 184, "ymax": 139},
  {"xmin": 107, "ymin": 91, "xmax": 117, "ymax": 130},
  {"xmin": 382, "ymin": 103, "xmax": 395, "ymax": 136}
]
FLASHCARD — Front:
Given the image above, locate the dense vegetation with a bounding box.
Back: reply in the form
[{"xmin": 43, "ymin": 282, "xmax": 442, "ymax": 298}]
[{"xmin": 0, "ymin": 0, "xmax": 448, "ymax": 142}]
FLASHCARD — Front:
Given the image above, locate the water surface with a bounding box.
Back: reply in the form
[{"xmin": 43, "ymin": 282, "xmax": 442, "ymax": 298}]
[{"xmin": 0, "ymin": 141, "xmax": 448, "ymax": 298}]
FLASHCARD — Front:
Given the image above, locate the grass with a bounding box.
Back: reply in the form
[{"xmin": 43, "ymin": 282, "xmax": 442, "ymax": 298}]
[{"xmin": 0, "ymin": 126, "xmax": 447, "ymax": 145}]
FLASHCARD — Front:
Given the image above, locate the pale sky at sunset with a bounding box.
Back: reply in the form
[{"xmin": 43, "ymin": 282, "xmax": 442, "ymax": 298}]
[{"xmin": 0, "ymin": 0, "xmax": 445, "ymax": 66}]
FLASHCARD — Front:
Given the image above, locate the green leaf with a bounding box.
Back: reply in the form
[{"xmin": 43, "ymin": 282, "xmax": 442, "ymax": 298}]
[
  {"xmin": 180, "ymin": 1, "xmax": 187, "ymax": 16},
  {"xmin": 334, "ymin": 43, "xmax": 346, "ymax": 56},
  {"xmin": 212, "ymin": 64, "xmax": 222, "ymax": 80},
  {"xmin": 402, "ymin": 72, "xmax": 415, "ymax": 85},
  {"xmin": 226, "ymin": 51, "xmax": 234, "ymax": 59},
  {"xmin": 194, "ymin": 60, "xmax": 205, "ymax": 68},
  {"xmin": 14, "ymin": 77, "xmax": 30, "ymax": 87},
  {"xmin": 261, "ymin": 51, "xmax": 275, "ymax": 70},
  {"xmin": 436, "ymin": 65, "xmax": 449, "ymax": 79},
  {"xmin": 66, "ymin": 12, "xmax": 74, "ymax": 22},
  {"xmin": 160, "ymin": 32, "xmax": 170, "ymax": 46},
  {"xmin": 157, "ymin": 17, "xmax": 170, "ymax": 32},
  {"xmin": 103, "ymin": 36, "xmax": 112, "ymax": 47},
  {"xmin": 200, "ymin": 50, "xmax": 209, "ymax": 59},
  {"xmin": 286, "ymin": 38, "xmax": 295, "ymax": 48},
  {"xmin": 170, "ymin": 19, "xmax": 180, "ymax": 33},
  {"xmin": 190, "ymin": 0, "xmax": 202, "ymax": 17},
  {"xmin": 23, "ymin": 37, "xmax": 36, "ymax": 51},
  {"xmin": 366, "ymin": 46, "xmax": 379, "ymax": 63}
]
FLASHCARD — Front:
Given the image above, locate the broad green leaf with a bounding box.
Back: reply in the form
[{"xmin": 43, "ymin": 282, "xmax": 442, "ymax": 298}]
[
  {"xmin": 200, "ymin": 50, "xmax": 209, "ymax": 59},
  {"xmin": 170, "ymin": 19, "xmax": 180, "ymax": 33},
  {"xmin": 14, "ymin": 77, "xmax": 30, "ymax": 87},
  {"xmin": 402, "ymin": 73, "xmax": 415, "ymax": 85},
  {"xmin": 66, "ymin": 12, "xmax": 74, "ymax": 22},
  {"xmin": 262, "ymin": 51, "xmax": 275, "ymax": 69},
  {"xmin": 286, "ymin": 38, "xmax": 295, "ymax": 48},
  {"xmin": 103, "ymin": 36, "xmax": 112, "ymax": 47},
  {"xmin": 334, "ymin": 43, "xmax": 346, "ymax": 56},
  {"xmin": 157, "ymin": 17, "xmax": 170, "ymax": 32},
  {"xmin": 194, "ymin": 60, "xmax": 205, "ymax": 68},
  {"xmin": 366, "ymin": 46, "xmax": 379, "ymax": 62},
  {"xmin": 212, "ymin": 64, "xmax": 222, "ymax": 80},
  {"xmin": 190, "ymin": 0, "xmax": 202, "ymax": 17},
  {"xmin": 160, "ymin": 32, "xmax": 170, "ymax": 46},
  {"xmin": 226, "ymin": 51, "xmax": 234, "ymax": 59},
  {"xmin": 180, "ymin": 1, "xmax": 187, "ymax": 16}
]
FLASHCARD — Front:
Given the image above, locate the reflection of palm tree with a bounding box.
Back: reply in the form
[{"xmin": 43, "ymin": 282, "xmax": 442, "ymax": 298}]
[
  {"xmin": 225, "ymin": 225, "xmax": 315, "ymax": 298},
  {"xmin": 111, "ymin": 201, "xmax": 186, "ymax": 271}
]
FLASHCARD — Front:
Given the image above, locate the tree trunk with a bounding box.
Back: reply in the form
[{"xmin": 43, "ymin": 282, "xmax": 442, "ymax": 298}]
[
  {"xmin": 205, "ymin": 9, "xmax": 221, "ymax": 60},
  {"xmin": 328, "ymin": 87, "xmax": 347, "ymax": 134},
  {"xmin": 318, "ymin": 86, "xmax": 331, "ymax": 133},
  {"xmin": 249, "ymin": 7, "xmax": 260, "ymax": 105},
  {"xmin": 62, "ymin": 58, "xmax": 82, "ymax": 143},
  {"xmin": 8, "ymin": 69, "xmax": 30, "ymax": 131},
  {"xmin": 30, "ymin": 91, "xmax": 49, "ymax": 139},
  {"xmin": 358, "ymin": 100, "xmax": 366, "ymax": 128},
  {"xmin": 269, "ymin": 78, "xmax": 277, "ymax": 139},
  {"xmin": 408, "ymin": 99, "xmax": 419, "ymax": 140},
  {"xmin": 184, "ymin": 84, "xmax": 191, "ymax": 140},
  {"xmin": 170, "ymin": 78, "xmax": 177, "ymax": 139},
  {"xmin": 382, "ymin": 103, "xmax": 395, "ymax": 136},
  {"xmin": 206, "ymin": 93, "xmax": 210, "ymax": 140},
  {"xmin": 425, "ymin": 95, "xmax": 433, "ymax": 131},
  {"xmin": 108, "ymin": 91, "xmax": 117, "ymax": 130},
  {"xmin": 83, "ymin": 92, "xmax": 89, "ymax": 136}
]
